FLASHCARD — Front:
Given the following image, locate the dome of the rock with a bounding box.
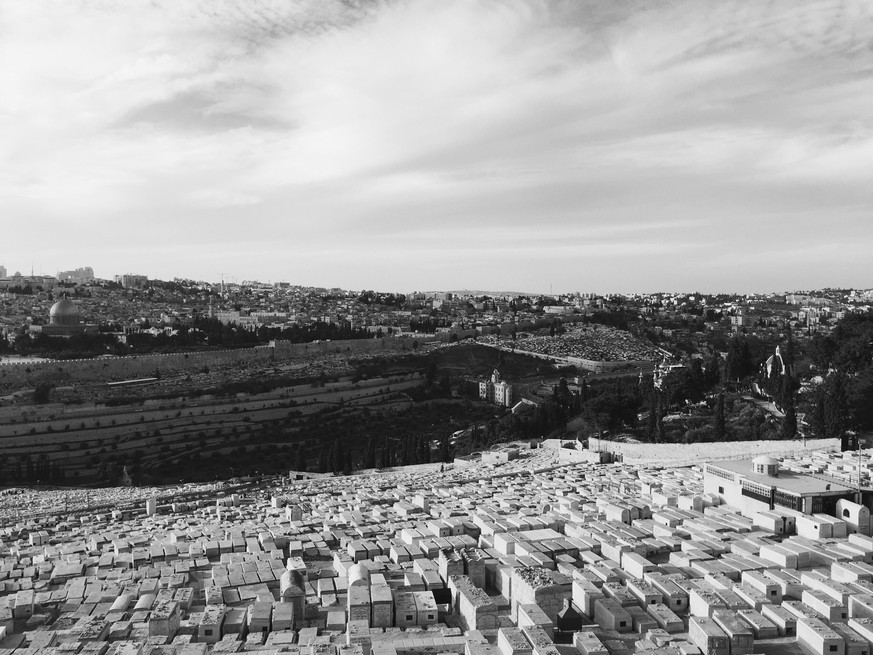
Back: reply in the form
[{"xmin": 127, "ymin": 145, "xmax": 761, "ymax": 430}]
[{"xmin": 49, "ymin": 298, "xmax": 80, "ymax": 325}]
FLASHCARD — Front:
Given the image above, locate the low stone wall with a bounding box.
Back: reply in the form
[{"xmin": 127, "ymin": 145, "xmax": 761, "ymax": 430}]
[
  {"xmin": 565, "ymin": 358, "xmax": 654, "ymax": 373},
  {"xmin": 587, "ymin": 437, "xmax": 841, "ymax": 465}
]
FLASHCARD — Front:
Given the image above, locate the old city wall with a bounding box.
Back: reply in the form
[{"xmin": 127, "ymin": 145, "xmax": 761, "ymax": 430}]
[
  {"xmin": 0, "ymin": 314, "xmax": 605, "ymax": 388},
  {"xmin": 586, "ymin": 436, "xmax": 841, "ymax": 465},
  {"xmin": 0, "ymin": 337, "xmax": 427, "ymax": 387}
]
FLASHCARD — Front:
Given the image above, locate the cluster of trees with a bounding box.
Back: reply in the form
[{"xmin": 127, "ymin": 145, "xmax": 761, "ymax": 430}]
[
  {"xmin": 356, "ymin": 291, "xmax": 406, "ymax": 307},
  {"xmin": 723, "ymin": 336, "xmax": 763, "ymax": 382},
  {"xmin": 802, "ymin": 312, "xmax": 873, "ymax": 448},
  {"xmin": 573, "ymin": 379, "xmax": 641, "ymax": 435},
  {"xmin": 585, "ymin": 311, "xmax": 633, "ymax": 331},
  {"xmin": 314, "ymin": 432, "xmax": 452, "ymax": 475},
  {"xmin": 6, "ymin": 284, "xmax": 44, "ymax": 295},
  {"xmin": 9, "ymin": 331, "xmax": 124, "ymax": 359},
  {"xmin": 5, "ymin": 316, "xmax": 378, "ymax": 359},
  {"xmin": 0, "ymin": 454, "xmax": 66, "ymax": 485},
  {"xmin": 317, "ymin": 438, "xmax": 356, "ymax": 475},
  {"xmin": 635, "ymin": 332, "xmax": 801, "ymax": 444}
]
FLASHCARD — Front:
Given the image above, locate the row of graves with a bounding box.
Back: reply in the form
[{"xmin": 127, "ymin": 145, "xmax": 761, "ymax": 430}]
[{"xmin": 4, "ymin": 449, "xmax": 873, "ymax": 654}]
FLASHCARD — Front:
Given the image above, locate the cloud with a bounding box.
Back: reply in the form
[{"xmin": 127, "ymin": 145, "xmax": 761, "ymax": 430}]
[{"xmin": 0, "ymin": 0, "xmax": 871, "ymax": 291}]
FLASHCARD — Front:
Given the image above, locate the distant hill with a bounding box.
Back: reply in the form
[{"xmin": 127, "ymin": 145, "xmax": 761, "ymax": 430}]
[{"xmin": 428, "ymin": 289, "xmax": 542, "ymax": 297}]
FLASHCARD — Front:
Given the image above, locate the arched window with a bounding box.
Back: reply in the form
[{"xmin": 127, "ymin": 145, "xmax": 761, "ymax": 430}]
[{"xmin": 843, "ymin": 509, "xmax": 851, "ymax": 518}]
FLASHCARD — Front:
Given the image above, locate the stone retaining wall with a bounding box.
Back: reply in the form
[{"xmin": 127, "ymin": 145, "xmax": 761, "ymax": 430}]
[{"xmin": 586, "ymin": 437, "xmax": 841, "ymax": 465}]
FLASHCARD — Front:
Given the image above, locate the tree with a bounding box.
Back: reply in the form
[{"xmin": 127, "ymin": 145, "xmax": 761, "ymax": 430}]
[
  {"xmin": 439, "ymin": 435, "xmax": 451, "ymax": 463},
  {"xmin": 365, "ymin": 438, "xmax": 376, "ymax": 469},
  {"xmin": 655, "ymin": 408, "xmax": 665, "ymax": 444},
  {"xmin": 32, "ymin": 382, "xmax": 54, "ymax": 404},
  {"xmin": 686, "ymin": 359, "xmax": 706, "ymax": 403},
  {"xmin": 420, "ymin": 434, "xmax": 431, "ymax": 463},
  {"xmin": 646, "ymin": 390, "xmax": 658, "ymax": 441},
  {"xmin": 705, "ymin": 352, "xmax": 721, "ymax": 389},
  {"xmin": 23, "ymin": 455, "xmax": 35, "ymax": 484},
  {"xmin": 96, "ymin": 459, "xmax": 109, "ymax": 484},
  {"xmin": 824, "ymin": 372, "xmax": 850, "ymax": 449},
  {"xmin": 781, "ymin": 396, "xmax": 797, "ymax": 440},
  {"xmin": 294, "ymin": 445, "xmax": 307, "ymax": 472},
  {"xmin": 381, "ymin": 435, "xmax": 391, "ymax": 468},
  {"xmin": 713, "ymin": 393, "xmax": 726, "ymax": 441}
]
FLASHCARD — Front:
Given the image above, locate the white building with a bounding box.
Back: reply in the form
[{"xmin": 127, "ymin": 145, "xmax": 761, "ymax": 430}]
[
  {"xmin": 703, "ymin": 456, "xmax": 856, "ymax": 518},
  {"xmin": 479, "ymin": 370, "xmax": 513, "ymax": 407}
]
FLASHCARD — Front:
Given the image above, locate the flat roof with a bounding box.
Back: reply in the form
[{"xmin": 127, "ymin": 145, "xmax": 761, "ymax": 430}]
[{"xmin": 708, "ymin": 459, "xmax": 854, "ymax": 495}]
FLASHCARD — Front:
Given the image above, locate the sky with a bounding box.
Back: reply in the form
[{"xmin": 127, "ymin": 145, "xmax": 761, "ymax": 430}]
[{"xmin": 1, "ymin": 0, "xmax": 871, "ymax": 294}]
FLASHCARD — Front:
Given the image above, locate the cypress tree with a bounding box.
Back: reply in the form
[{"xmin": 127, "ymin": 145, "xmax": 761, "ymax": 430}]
[
  {"xmin": 420, "ymin": 435, "xmax": 431, "ymax": 463},
  {"xmin": 646, "ymin": 390, "xmax": 658, "ymax": 441},
  {"xmin": 714, "ymin": 392, "xmax": 726, "ymax": 441},
  {"xmin": 381, "ymin": 436, "xmax": 390, "ymax": 468},
  {"xmin": 332, "ymin": 439, "xmax": 343, "ymax": 473},
  {"xmin": 294, "ymin": 445, "xmax": 307, "ymax": 472},
  {"xmin": 365, "ymin": 438, "xmax": 376, "ymax": 469},
  {"xmin": 25, "ymin": 455, "xmax": 35, "ymax": 484},
  {"xmin": 781, "ymin": 397, "xmax": 797, "ymax": 440},
  {"xmin": 823, "ymin": 372, "xmax": 850, "ymax": 449},
  {"xmin": 809, "ymin": 385, "xmax": 828, "ymax": 438},
  {"xmin": 655, "ymin": 409, "xmax": 665, "ymax": 444},
  {"xmin": 705, "ymin": 352, "xmax": 720, "ymax": 389},
  {"xmin": 439, "ymin": 435, "xmax": 450, "ymax": 463}
]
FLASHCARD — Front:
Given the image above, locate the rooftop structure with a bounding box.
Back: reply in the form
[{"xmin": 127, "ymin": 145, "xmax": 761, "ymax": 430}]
[{"xmin": 704, "ymin": 457, "xmax": 856, "ymax": 516}]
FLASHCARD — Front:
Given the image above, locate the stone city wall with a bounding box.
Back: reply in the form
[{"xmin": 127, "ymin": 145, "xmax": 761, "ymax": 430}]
[
  {"xmin": 0, "ymin": 336, "xmax": 427, "ymax": 387},
  {"xmin": 0, "ymin": 314, "xmax": 601, "ymax": 388}
]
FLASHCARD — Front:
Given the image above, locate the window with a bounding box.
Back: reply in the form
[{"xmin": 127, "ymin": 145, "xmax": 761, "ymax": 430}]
[
  {"xmin": 844, "ymin": 509, "xmax": 851, "ymax": 518},
  {"xmin": 204, "ymin": 629, "xmax": 212, "ymax": 636},
  {"xmin": 774, "ymin": 490, "xmax": 802, "ymax": 512},
  {"xmin": 741, "ymin": 480, "xmax": 772, "ymax": 505},
  {"xmin": 706, "ymin": 465, "xmax": 735, "ymax": 482},
  {"xmin": 830, "ymin": 646, "xmax": 838, "ymax": 652},
  {"xmin": 718, "ymin": 486, "xmax": 724, "ymax": 494},
  {"xmin": 406, "ymin": 615, "xmax": 413, "ymax": 621},
  {"xmin": 619, "ymin": 621, "xmax": 626, "ymax": 627}
]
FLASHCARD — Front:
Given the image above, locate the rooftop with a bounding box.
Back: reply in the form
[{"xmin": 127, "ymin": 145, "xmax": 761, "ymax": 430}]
[{"xmin": 710, "ymin": 458, "xmax": 855, "ymax": 495}]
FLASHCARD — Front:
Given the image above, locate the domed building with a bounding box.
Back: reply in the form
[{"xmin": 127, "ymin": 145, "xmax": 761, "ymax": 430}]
[
  {"xmin": 30, "ymin": 296, "xmax": 98, "ymax": 338},
  {"xmin": 49, "ymin": 298, "xmax": 80, "ymax": 325}
]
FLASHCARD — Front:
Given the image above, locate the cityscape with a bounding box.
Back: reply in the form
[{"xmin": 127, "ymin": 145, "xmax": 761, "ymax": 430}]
[
  {"xmin": 3, "ymin": 1, "xmax": 873, "ymax": 655},
  {"xmin": 1, "ymin": 266, "xmax": 873, "ymax": 655}
]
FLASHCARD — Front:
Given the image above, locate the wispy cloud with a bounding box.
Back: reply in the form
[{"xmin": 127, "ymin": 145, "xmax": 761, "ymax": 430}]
[{"xmin": 0, "ymin": 0, "xmax": 871, "ymax": 291}]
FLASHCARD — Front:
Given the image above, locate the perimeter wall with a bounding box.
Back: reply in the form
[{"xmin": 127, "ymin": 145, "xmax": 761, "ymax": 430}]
[
  {"xmin": 0, "ymin": 336, "xmax": 426, "ymax": 387},
  {"xmin": 586, "ymin": 436, "xmax": 841, "ymax": 465}
]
